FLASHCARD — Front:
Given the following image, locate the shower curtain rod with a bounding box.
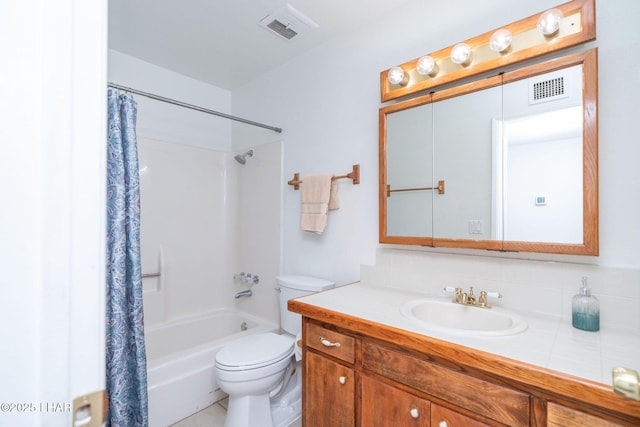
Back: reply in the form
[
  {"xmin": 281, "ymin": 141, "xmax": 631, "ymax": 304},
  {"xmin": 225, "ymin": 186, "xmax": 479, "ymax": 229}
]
[{"xmin": 108, "ymin": 82, "xmax": 282, "ymax": 134}]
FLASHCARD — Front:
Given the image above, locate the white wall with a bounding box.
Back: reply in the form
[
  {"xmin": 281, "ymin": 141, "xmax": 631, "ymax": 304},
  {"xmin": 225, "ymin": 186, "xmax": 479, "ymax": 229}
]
[
  {"xmin": 1, "ymin": 0, "xmax": 107, "ymax": 425},
  {"xmin": 109, "ymin": 49, "xmax": 232, "ymax": 150},
  {"xmin": 232, "ymin": 0, "xmax": 640, "ymax": 285},
  {"xmin": 506, "ymin": 137, "xmax": 583, "ymax": 243}
]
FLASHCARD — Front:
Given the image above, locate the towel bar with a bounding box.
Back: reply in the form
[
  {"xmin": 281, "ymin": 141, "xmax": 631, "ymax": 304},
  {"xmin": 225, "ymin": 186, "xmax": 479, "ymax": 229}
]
[
  {"xmin": 287, "ymin": 164, "xmax": 360, "ymax": 190},
  {"xmin": 386, "ymin": 180, "xmax": 445, "ymax": 197}
]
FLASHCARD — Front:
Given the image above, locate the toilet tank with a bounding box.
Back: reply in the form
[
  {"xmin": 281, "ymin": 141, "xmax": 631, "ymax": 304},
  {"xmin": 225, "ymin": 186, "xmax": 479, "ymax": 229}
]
[{"xmin": 276, "ymin": 275, "xmax": 335, "ymax": 336}]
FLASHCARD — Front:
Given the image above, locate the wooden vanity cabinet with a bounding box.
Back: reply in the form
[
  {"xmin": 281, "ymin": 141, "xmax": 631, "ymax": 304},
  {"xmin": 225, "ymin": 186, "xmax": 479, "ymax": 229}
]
[
  {"xmin": 302, "ymin": 318, "xmax": 521, "ymax": 427},
  {"xmin": 298, "ymin": 315, "xmax": 640, "ymax": 427}
]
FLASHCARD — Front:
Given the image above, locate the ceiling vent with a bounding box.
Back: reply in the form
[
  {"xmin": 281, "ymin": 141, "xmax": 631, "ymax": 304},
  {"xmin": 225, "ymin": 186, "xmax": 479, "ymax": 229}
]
[{"xmin": 259, "ymin": 4, "xmax": 318, "ymax": 41}]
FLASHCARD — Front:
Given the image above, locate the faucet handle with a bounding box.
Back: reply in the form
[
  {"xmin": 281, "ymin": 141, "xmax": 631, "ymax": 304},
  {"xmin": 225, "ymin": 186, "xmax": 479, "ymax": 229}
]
[{"xmin": 485, "ymin": 291, "xmax": 503, "ymax": 299}]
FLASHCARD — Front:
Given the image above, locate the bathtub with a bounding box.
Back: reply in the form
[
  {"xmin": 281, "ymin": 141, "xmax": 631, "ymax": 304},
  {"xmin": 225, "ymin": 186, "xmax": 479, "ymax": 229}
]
[{"xmin": 145, "ymin": 309, "xmax": 279, "ymax": 427}]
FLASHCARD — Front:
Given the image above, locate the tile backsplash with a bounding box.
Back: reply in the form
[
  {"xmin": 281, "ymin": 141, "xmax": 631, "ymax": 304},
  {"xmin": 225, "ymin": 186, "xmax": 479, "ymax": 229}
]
[{"xmin": 361, "ymin": 248, "xmax": 640, "ymax": 333}]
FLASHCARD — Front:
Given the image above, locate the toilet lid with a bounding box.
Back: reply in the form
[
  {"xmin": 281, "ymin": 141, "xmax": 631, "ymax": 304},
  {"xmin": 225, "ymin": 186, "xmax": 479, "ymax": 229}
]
[{"xmin": 215, "ymin": 332, "xmax": 294, "ymax": 370}]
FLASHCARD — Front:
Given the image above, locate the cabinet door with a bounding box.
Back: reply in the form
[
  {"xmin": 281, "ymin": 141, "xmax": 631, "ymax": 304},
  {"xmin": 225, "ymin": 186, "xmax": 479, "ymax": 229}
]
[
  {"xmin": 431, "ymin": 404, "xmax": 491, "ymax": 427},
  {"xmin": 304, "ymin": 351, "xmax": 355, "ymax": 427},
  {"xmin": 361, "ymin": 375, "xmax": 431, "ymax": 426}
]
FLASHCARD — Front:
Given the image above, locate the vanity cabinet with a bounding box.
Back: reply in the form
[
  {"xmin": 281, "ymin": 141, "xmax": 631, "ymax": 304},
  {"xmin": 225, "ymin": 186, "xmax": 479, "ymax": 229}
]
[{"xmin": 296, "ymin": 313, "xmax": 640, "ymax": 427}]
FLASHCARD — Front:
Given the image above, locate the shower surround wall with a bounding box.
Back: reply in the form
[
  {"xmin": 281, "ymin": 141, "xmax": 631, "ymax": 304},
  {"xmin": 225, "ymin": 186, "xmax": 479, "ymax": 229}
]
[
  {"xmin": 110, "ymin": 49, "xmax": 283, "ymax": 328},
  {"xmin": 138, "ymin": 139, "xmax": 283, "ymax": 326},
  {"xmin": 138, "ymin": 137, "xmax": 236, "ymax": 324}
]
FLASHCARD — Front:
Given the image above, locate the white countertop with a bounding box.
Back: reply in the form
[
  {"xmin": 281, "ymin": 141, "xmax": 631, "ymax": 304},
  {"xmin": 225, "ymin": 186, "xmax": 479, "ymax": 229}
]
[{"xmin": 296, "ymin": 282, "xmax": 640, "ymax": 387}]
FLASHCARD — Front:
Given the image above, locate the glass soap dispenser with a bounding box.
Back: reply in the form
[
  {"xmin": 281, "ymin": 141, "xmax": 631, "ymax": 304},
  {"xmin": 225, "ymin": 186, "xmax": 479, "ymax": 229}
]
[{"xmin": 572, "ymin": 276, "xmax": 599, "ymax": 331}]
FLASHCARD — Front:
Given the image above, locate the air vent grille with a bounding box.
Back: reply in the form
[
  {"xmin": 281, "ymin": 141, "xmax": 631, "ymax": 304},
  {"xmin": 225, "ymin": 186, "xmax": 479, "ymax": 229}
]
[
  {"xmin": 266, "ymin": 19, "xmax": 298, "ymax": 40},
  {"xmin": 259, "ymin": 4, "xmax": 318, "ymax": 42},
  {"xmin": 533, "ymin": 77, "xmax": 565, "ymax": 100},
  {"xmin": 529, "ymin": 76, "xmax": 568, "ymax": 104}
]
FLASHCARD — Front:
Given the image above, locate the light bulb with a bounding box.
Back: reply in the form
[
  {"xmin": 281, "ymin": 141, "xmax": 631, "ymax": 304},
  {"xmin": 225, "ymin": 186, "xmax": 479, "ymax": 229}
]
[
  {"xmin": 537, "ymin": 8, "xmax": 563, "ymax": 36},
  {"xmin": 489, "ymin": 29, "xmax": 512, "ymax": 53},
  {"xmin": 416, "ymin": 55, "xmax": 438, "ymax": 76},
  {"xmin": 450, "ymin": 43, "xmax": 472, "ymax": 66},
  {"xmin": 387, "ymin": 66, "xmax": 408, "ymax": 85}
]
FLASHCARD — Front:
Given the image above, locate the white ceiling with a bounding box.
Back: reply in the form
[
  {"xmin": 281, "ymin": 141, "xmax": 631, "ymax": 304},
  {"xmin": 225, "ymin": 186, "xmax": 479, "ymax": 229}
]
[{"xmin": 108, "ymin": 0, "xmax": 415, "ymax": 90}]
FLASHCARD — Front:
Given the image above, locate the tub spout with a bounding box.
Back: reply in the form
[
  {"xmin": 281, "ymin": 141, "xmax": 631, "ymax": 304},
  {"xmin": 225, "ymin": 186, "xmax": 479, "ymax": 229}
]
[{"xmin": 235, "ymin": 289, "xmax": 252, "ymax": 299}]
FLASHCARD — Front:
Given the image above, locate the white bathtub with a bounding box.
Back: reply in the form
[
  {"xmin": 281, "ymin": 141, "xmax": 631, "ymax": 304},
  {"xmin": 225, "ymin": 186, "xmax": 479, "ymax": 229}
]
[{"xmin": 145, "ymin": 309, "xmax": 279, "ymax": 427}]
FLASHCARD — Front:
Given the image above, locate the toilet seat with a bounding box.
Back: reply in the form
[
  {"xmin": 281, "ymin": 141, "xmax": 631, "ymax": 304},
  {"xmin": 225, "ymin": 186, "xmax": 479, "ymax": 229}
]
[{"xmin": 215, "ymin": 333, "xmax": 294, "ymax": 371}]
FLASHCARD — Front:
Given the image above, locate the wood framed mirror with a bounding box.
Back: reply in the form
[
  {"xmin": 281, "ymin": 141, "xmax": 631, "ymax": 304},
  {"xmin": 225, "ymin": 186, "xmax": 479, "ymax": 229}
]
[{"xmin": 379, "ymin": 49, "xmax": 598, "ymax": 255}]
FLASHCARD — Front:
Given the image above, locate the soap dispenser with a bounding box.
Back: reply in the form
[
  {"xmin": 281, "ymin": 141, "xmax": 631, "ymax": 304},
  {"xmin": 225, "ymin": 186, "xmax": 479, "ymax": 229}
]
[{"xmin": 572, "ymin": 277, "xmax": 599, "ymax": 331}]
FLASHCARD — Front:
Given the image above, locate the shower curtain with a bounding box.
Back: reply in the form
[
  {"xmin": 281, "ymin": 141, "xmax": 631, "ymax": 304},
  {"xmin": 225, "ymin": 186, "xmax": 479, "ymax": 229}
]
[{"xmin": 106, "ymin": 89, "xmax": 148, "ymax": 426}]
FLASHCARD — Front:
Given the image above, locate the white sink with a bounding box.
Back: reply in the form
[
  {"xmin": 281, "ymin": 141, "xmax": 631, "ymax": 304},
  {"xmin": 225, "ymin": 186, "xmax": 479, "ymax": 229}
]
[{"xmin": 400, "ymin": 298, "xmax": 528, "ymax": 337}]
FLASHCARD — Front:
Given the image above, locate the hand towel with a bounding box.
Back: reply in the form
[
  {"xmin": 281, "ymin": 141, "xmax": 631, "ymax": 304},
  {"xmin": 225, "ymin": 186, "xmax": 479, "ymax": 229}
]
[
  {"xmin": 300, "ymin": 174, "xmax": 334, "ymax": 234},
  {"xmin": 328, "ymin": 179, "xmax": 340, "ymax": 210}
]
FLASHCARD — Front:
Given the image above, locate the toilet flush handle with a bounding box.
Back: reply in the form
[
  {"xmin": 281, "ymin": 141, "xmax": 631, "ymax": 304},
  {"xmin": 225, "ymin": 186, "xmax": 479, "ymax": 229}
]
[{"xmin": 319, "ymin": 336, "xmax": 341, "ymax": 348}]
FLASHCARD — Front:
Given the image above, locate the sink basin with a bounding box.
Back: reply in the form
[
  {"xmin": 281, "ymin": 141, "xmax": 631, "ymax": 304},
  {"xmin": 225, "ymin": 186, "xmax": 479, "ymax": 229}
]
[{"xmin": 400, "ymin": 298, "xmax": 528, "ymax": 337}]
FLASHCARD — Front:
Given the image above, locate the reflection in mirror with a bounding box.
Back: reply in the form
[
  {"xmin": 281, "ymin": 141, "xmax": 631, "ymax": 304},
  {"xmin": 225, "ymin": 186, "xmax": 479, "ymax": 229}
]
[
  {"xmin": 433, "ymin": 84, "xmax": 502, "ymax": 241},
  {"xmin": 386, "ymin": 102, "xmax": 434, "ymax": 237},
  {"xmin": 379, "ymin": 49, "xmax": 598, "ymax": 255},
  {"xmin": 497, "ymin": 65, "xmax": 583, "ymax": 244}
]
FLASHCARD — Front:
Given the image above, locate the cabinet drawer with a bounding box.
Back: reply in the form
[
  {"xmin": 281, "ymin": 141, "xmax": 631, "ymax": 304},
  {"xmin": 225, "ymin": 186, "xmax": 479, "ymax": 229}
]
[
  {"xmin": 361, "ymin": 375, "xmax": 430, "ymax": 426},
  {"xmin": 362, "ymin": 342, "xmax": 529, "ymax": 427},
  {"xmin": 547, "ymin": 402, "xmax": 624, "ymax": 427},
  {"xmin": 306, "ymin": 322, "xmax": 355, "ymax": 364}
]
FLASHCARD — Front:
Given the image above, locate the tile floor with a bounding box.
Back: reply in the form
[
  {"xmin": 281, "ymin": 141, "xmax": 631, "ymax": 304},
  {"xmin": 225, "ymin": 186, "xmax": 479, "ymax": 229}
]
[{"xmin": 171, "ymin": 398, "xmax": 303, "ymax": 427}]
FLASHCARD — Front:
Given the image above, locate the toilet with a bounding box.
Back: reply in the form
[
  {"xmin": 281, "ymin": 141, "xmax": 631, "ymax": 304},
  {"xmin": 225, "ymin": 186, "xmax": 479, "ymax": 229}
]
[{"xmin": 215, "ymin": 275, "xmax": 335, "ymax": 427}]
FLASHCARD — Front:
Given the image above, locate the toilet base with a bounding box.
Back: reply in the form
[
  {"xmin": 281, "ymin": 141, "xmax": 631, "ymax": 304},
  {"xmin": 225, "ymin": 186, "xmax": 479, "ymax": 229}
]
[
  {"xmin": 223, "ymin": 366, "xmax": 302, "ymax": 427},
  {"xmin": 224, "ymin": 393, "xmax": 273, "ymax": 427},
  {"xmin": 271, "ymin": 368, "xmax": 302, "ymax": 427}
]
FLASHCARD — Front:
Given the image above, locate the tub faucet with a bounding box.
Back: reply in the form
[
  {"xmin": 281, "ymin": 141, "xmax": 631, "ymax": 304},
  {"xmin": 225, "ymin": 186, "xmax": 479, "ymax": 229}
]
[{"xmin": 235, "ymin": 289, "xmax": 252, "ymax": 299}]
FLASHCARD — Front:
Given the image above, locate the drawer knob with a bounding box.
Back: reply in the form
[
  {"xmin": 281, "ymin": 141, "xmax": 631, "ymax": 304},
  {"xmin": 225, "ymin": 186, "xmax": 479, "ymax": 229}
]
[
  {"xmin": 320, "ymin": 336, "xmax": 341, "ymax": 348},
  {"xmin": 438, "ymin": 422, "xmax": 449, "ymax": 427},
  {"xmin": 339, "ymin": 376, "xmax": 346, "ymax": 385},
  {"xmin": 410, "ymin": 408, "xmax": 419, "ymax": 419}
]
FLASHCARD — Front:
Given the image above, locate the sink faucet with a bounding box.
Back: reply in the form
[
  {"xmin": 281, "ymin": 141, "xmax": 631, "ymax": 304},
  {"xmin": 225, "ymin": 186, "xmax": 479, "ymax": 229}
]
[
  {"xmin": 449, "ymin": 286, "xmax": 502, "ymax": 309},
  {"xmin": 235, "ymin": 289, "xmax": 252, "ymax": 299}
]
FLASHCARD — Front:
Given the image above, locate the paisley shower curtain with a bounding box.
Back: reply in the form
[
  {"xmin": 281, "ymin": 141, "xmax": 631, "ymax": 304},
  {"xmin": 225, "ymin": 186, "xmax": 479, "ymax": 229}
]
[{"xmin": 106, "ymin": 89, "xmax": 148, "ymax": 426}]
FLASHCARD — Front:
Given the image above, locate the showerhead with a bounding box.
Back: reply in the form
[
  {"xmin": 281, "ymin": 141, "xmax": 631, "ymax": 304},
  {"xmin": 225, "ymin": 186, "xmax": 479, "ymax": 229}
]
[{"xmin": 234, "ymin": 149, "xmax": 253, "ymax": 165}]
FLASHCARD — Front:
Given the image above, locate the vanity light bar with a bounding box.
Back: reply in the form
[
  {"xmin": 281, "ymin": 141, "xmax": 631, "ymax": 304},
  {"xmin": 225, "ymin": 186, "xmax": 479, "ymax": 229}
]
[{"xmin": 380, "ymin": 0, "xmax": 595, "ymax": 102}]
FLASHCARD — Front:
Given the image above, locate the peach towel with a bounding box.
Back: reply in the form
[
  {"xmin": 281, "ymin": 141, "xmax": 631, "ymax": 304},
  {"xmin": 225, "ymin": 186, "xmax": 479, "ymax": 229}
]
[{"xmin": 300, "ymin": 174, "xmax": 339, "ymax": 234}]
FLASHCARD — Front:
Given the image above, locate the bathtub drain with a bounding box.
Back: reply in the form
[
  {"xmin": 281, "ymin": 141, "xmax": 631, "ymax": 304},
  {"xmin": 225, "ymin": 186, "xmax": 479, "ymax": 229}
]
[{"xmin": 240, "ymin": 322, "xmax": 248, "ymax": 331}]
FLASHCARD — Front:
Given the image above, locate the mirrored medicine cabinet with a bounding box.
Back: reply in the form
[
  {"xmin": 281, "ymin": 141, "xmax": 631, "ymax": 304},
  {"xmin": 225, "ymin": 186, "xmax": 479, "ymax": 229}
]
[{"xmin": 379, "ymin": 48, "xmax": 598, "ymax": 255}]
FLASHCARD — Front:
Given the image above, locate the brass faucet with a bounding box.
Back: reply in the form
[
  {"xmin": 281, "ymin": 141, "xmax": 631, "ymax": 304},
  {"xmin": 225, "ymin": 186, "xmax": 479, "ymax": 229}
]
[{"xmin": 451, "ymin": 286, "xmax": 501, "ymax": 309}]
